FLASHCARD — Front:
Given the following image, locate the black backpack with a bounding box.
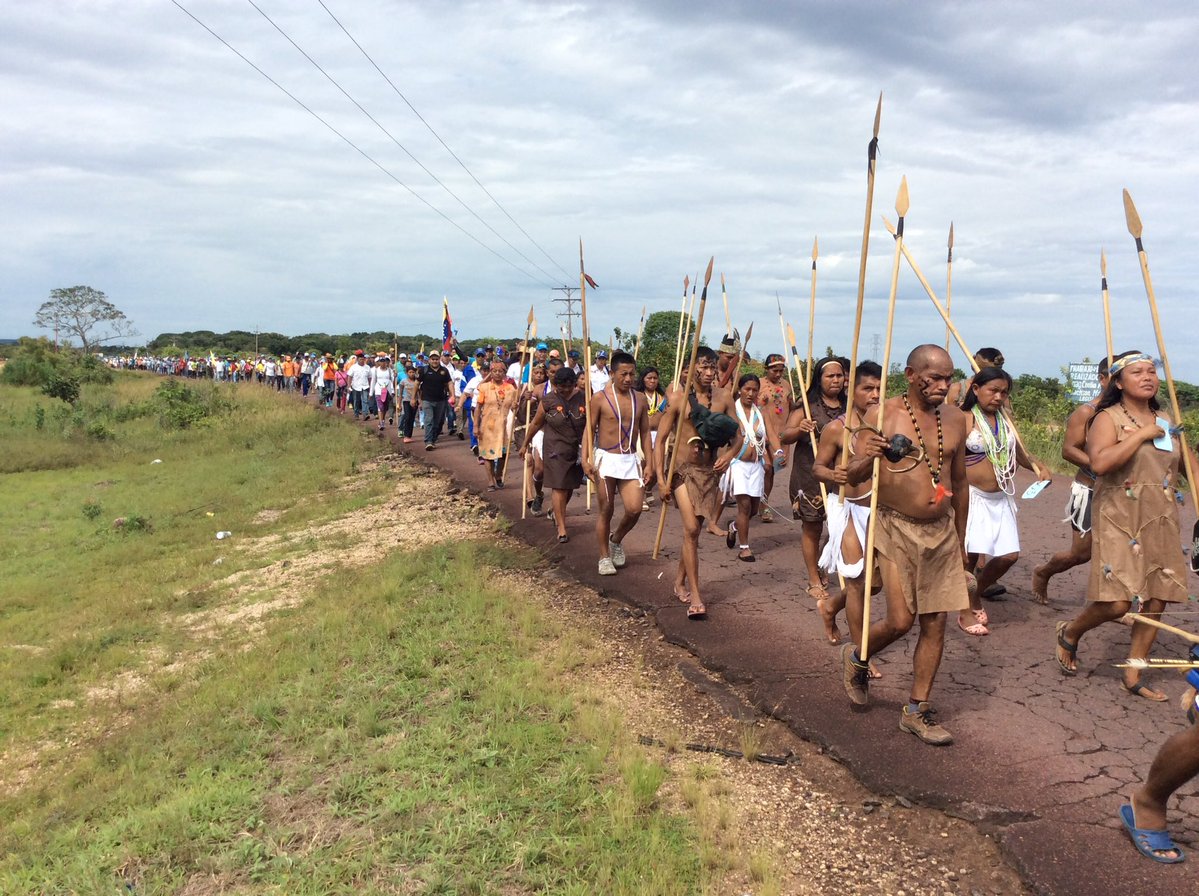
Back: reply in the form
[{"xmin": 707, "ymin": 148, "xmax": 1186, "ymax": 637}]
[{"xmin": 687, "ymin": 391, "xmax": 739, "ymax": 450}]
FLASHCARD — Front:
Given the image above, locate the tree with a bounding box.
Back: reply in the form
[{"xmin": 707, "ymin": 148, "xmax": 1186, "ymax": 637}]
[
  {"xmin": 34, "ymin": 286, "xmax": 137, "ymax": 353},
  {"xmin": 619, "ymin": 311, "xmax": 700, "ymax": 386}
]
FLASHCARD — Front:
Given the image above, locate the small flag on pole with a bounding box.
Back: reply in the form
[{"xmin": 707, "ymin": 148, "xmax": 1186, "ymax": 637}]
[{"xmin": 442, "ymin": 297, "xmax": 454, "ymax": 353}]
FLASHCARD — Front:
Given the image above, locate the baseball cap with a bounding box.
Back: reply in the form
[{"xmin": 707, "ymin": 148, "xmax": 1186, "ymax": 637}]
[
  {"xmin": 474, "ymin": 348, "xmax": 486, "ymax": 357},
  {"xmin": 536, "ymin": 342, "xmax": 548, "ymax": 350},
  {"xmin": 548, "ymin": 349, "xmax": 561, "ymax": 359},
  {"xmin": 354, "ymin": 349, "xmax": 364, "ymax": 356},
  {"xmin": 596, "ymin": 350, "xmax": 608, "ymax": 359}
]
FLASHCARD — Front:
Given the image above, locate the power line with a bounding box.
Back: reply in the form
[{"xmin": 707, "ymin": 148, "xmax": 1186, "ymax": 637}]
[
  {"xmin": 317, "ymin": 0, "xmax": 573, "ymax": 283},
  {"xmin": 170, "ymin": 0, "xmax": 552, "ymax": 288},
  {"xmin": 244, "ymin": 0, "xmax": 561, "ymax": 286}
]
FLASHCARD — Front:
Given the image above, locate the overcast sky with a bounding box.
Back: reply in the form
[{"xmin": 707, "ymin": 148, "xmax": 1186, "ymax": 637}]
[{"xmin": 3, "ymin": 1, "xmax": 1198, "ymax": 378}]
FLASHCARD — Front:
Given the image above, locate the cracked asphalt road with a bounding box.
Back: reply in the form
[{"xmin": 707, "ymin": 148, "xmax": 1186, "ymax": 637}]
[{"xmin": 392, "ymin": 425, "xmax": 1199, "ymax": 896}]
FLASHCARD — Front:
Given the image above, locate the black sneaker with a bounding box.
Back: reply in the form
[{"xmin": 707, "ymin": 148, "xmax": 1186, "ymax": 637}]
[
  {"xmin": 531, "ymin": 495, "xmax": 544, "ymax": 515},
  {"xmin": 458, "ymin": 431, "xmax": 465, "ymax": 440}
]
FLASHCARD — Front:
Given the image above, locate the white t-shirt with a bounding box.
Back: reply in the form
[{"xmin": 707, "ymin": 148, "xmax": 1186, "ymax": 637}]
[
  {"xmin": 463, "ymin": 375, "xmax": 482, "ymax": 400},
  {"xmin": 369, "ymin": 366, "xmax": 395, "ymax": 397},
  {"xmin": 349, "ymin": 362, "xmax": 372, "ymax": 391},
  {"xmin": 449, "ymin": 367, "xmax": 466, "ymax": 397},
  {"xmin": 589, "ymin": 364, "xmax": 610, "ymax": 394}
]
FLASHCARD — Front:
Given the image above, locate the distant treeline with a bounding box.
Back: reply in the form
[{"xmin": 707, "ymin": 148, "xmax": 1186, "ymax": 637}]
[{"xmin": 146, "ymin": 330, "xmax": 527, "ymax": 358}]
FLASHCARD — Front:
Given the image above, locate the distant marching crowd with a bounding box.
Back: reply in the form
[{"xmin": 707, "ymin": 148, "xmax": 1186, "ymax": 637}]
[{"xmin": 111, "ymin": 332, "xmax": 1199, "ymax": 863}]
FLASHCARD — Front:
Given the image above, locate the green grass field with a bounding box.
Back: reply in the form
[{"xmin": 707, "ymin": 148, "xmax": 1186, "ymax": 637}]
[{"xmin": 0, "ymin": 376, "xmax": 708, "ymax": 895}]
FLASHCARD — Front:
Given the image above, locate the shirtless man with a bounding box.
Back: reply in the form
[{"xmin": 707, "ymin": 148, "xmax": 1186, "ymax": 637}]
[
  {"xmin": 654, "ymin": 346, "xmax": 736, "ymax": 618},
  {"xmin": 1031, "ymin": 357, "xmax": 1110, "ymax": 603},
  {"xmin": 756, "ymin": 353, "xmax": 793, "ymax": 524},
  {"xmin": 812, "ymin": 361, "xmax": 882, "ymax": 655},
  {"xmin": 715, "ymin": 333, "xmax": 740, "ymax": 390},
  {"xmin": 583, "ymin": 351, "xmax": 655, "ymax": 576},
  {"xmin": 840, "ymin": 345, "xmax": 971, "ymax": 746}
]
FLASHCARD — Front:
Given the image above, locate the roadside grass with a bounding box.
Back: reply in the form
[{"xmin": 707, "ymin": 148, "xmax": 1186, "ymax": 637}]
[{"xmin": 0, "ymin": 376, "xmax": 707, "ymax": 894}]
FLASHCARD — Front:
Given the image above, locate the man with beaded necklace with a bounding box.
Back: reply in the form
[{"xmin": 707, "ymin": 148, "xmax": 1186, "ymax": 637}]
[{"xmin": 840, "ymin": 344, "xmax": 971, "ymax": 745}]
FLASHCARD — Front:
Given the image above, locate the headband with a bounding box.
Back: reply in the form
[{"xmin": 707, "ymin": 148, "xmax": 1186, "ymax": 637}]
[{"xmin": 1109, "ymin": 353, "xmax": 1155, "ymax": 377}]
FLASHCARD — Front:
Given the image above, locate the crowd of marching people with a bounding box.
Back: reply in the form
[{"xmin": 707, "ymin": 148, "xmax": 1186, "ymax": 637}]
[{"xmin": 113, "ymin": 327, "xmax": 1199, "ymax": 863}]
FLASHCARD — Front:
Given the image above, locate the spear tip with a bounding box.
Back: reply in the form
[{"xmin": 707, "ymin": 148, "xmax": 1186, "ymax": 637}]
[
  {"xmin": 1100, "ymin": 248, "xmax": 1107, "ymax": 275},
  {"xmin": 873, "ymin": 92, "xmax": 883, "ymax": 138},
  {"xmin": 721, "ymin": 272, "xmax": 726, "ymax": 287},
  {"xmin": 684, "ymin": 274, "xmax": 690, "ymax": 290},
  {"xmin": 895, "ymin": 176, "xmax": 910, "ymax": 217},
  {"xmin": 1123, "ymin": 188, "xmax": 1143, "ymax": 240},
  {"xmin": 948, "ymin": 222, "xmax": 954, "ymax": 247},
  {"xmin": 812, "ymin": 236, "xmax": 819, "ymax": 259},
  {"xmin": 703, "ymin": 256, "xmax": 715, "ymax": 286}
]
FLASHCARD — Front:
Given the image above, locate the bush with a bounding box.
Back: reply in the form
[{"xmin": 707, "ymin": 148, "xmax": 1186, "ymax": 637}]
[
  {"xmin": 149, "ymin": 380, "xmax": 234, "ymax": 429},
  {"xmin": 0, "ymin": 337, "xmax": 112, "ymax": 390},
  {"xmin": 43, "ymin": 374, "xmax": 81, "ymax": 405}
]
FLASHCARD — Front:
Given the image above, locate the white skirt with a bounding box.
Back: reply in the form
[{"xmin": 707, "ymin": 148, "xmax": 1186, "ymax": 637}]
[
  {"xmin": 595, "ymin": 448, "xmax": 642, "ymax": 481},
  {"xmin": 819, "ymin": 494, "xmax": 871, "ymax": 577},
  {"xmin": 965, "ymin": 485, "xmax": 1020, "ymax": 556},
  {"xmin": 531, "ymin": 430, "xmax": 545, "ymax": 458},
  {"xmin": 720, "ymin": 458, "xmax": 765, "ymax": 499}
]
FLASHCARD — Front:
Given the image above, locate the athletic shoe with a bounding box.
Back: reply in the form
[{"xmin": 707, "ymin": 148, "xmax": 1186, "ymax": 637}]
[
  {"xmin": 530, "ymin": 495, "xmax": 544, "ymax": 515},
  {"xmin": 609, "ymin": 540, "xmax": 626, "ymax": 568},
  {"xmin": 458, "ymin": 431, "xmax": 465, "ymax": 440},
  {"xmin": 598, "ymin": 557, "xmax": 617, "ymax": 576},
  {"xmin": 900, "ymin": 702, "xmax": 953, "ymax": 745},
  {"xmin": 841, "ymin": 644, "xmax": 870, "ymax": 706},
  {"xmin": 425, "ymin": 444, "xmax": 435, "ymax": 451}
]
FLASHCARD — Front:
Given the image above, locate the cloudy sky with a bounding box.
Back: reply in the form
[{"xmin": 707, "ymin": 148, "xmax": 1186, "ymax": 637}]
[{"xmin": 3, "ymin": 0, "xmax": 1198, "ymax": 379}]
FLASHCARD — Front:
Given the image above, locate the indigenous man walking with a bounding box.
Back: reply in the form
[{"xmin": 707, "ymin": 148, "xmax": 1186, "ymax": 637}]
[
  {"xmin": 583, "ymin": 351, "xmax": 655, "ymax": 576},
  {"xmin": 653, "ymin": 346, "xmax": 736, "ymax": 619},
  {"xmin": 840, "ymin": 345, "xmax": 971, "ymax": 746}
]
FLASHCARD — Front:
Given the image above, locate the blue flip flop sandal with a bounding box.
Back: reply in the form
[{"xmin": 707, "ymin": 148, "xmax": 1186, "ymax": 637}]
[{"xmin": 1120, "ymin": 803, "xmax": 1185, "ymax": 864}]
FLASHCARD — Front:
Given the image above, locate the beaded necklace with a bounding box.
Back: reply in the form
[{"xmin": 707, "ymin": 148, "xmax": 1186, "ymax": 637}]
[{"xmin": 902, "ymin": 394, "xmax": 944, "ymax": 484}]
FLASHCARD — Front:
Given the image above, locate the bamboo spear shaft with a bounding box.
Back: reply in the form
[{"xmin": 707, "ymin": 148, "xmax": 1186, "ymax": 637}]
[
  {"xmin": 944, "ymin": 223, "xmax": 954, "ymax": 354},
  {"xmin": 732, "ymin": 322, "xmax": 754, "ymax": 387},
  {"xmin": 807, "ymin": 237, "xmax": 818, "ymax": 385},
  {"xmin": 1123, "ymin": 189, "xmax": 1199, "ymax": 516},
  {"xmin": 560, "ymin": 324, "xmax": 570, "ymax": 359},
  {"xmin": 838, "ymin": 93, "xmax": 883, "ymax": 501},
  {"xmin": 1125, "ymin": 613, "xmax": 1199, "ymax": 645},
  {"xmin": 721, "ymin": 273, "xmax": 732, "ymax": 336},
  {"xmin": 653, "ymin": 257, "xmax": 715, "ymax": 559},
  {"xmin": 859, "ymin": 177, "xmax": 908, "ymax": 663},
  {"xmin": 519, "ymin": 318, "xmax": 538, "ymax": 519},
  {"xmin": 776, "ymin": 293, "xmax": 802, "ymax": 396},
  {"xmin": 672, "ymin": 277, "xmax": 690, "ymax": 382},
  {"xmin": 1100, "ymin": 250, "xmax": 1114, "ymax": 369},
  {"xmin": 579, "ymin": 240, "xmax": 595, "ymax": 512},
  {"xmin": 504, "ymin": 308, "xmax": 535, "ymax": 490},
  {"xmin": 633, "ymin": 305, "xmax": 647, "ymax": 362},
  {"xmin": 881, "ymin": 216, "xmax": 1037, "ymax": 468}
]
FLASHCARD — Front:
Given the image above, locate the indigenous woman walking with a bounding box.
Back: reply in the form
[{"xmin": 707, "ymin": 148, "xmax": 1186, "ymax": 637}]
[
  {"xmin": 638, "ymin": 367, "xmax": 669, "ymax": 450},
  {"xmin": 781, "ymin": 356, "xmax": 848, "ymax": 600},
  {"xmin": 1055, "ymin": 351, "xmax": 1193, "ymax": 701},
  {"xmin": 958, "ymin": 368, "xmax": 1050, "ymax": 635},
  {"xmin": 716, "ymin": 374, "xmax": 784, "ymax": 562},
  {"xmin": 521, "ymin": 367, "xmax": 586, "ymax": 542},
  {"xmin": 473, "ymin": 361, "xmax": 517, "ymax": 490}
]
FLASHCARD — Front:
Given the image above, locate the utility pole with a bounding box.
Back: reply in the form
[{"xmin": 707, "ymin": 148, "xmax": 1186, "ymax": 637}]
[
  {"xmin": 871, "ymin": 332, "xmax": 882, "ymax": 364},
  {"xmin": 255, "ymin": 325, "xmax": 259, "ymax": 358},
  {"xmin": 551, "ymin": 286, "xmax": 581, "ymax": 345}
]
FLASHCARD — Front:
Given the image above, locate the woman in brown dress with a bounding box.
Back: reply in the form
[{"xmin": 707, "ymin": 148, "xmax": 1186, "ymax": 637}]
[
  {"xmin": 473, "ymin": 361, "xmax": 517, "ymax": 490},
  {"xmin": 781, "ymin": 356, "xmax": 848, "ymax": 600},
  {"xmin": 521, "ymin": 367, "xmax": 586, "ymax": 542},
  {"xmin": 1055, "ymin": 351, "xmax": 1192, "ymax": 700}
]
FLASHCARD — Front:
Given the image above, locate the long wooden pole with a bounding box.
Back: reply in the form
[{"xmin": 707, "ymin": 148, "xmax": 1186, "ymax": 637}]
[
  {"xmin": 633, "ymin": 305, "xmax": 647, "ymax": 362},
  {"xmin": 944, "ymin": 223, "xmax": 954, "ymax": 354},
  {"xmin": 673, "ymin": 276, "xmax": 692, "ymax": 385},
  {"xmin": 732, "ymin": 322, "xmax": 754, "ymax": 387},
  {"xmin": 1100, "ymin": 250, "xmax": 1114, "ymax": 369},
  {"xmin": 883, "ymin": 216, "xmax": 1036, "ymax": 462},
  {"xmin": 1123, "ymin": 189, "xmax": 1199, "ymax": 516},
  {"xmin": 504, "ymin": 308, "xmax": 535, "ymax": 490},
  {"xmin": 653, "ymin": 257, "xmax": 715, "ymax": 559},
  {"xmin": 838, "ymin": 93, "xmax": 883, "ymax": 501},
  {"xmin": 519, "ymin": 318, "xmax": 538, "ymax": 518},
  {"xmin": 1124, "ymin": 613, "xmax": 1199, "ymax": 645},
  {"xmin": 721, "ymin": 273, "xmax": 732, "ymax": 337},
  {"xmin": 776, "ymin": 293, "xmax": 802, "ymax": 396},
  {"xmin": 859, "ymin": 177, "xmax": 908, "ymax": 662},
  {"xmin": 807, "ymin": 237, "xmax": 818, "ymax": 385},
  {"xmin": 579, "ymin": 240, "xmax": 594, "ymax": 513}
]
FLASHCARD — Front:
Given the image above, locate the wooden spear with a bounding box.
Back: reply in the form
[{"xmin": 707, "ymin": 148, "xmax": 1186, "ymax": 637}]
[
  {"xmin": 944, "ymin": 223, "xmax": 954, "ymax": 354},
  {"xmin": 672, "ymin": 276, "xmax": 690, "ymax": 384},
  {"xmin": 1124, "ymin": 613, "xmax": 1199, "ymax": 645},
  {"xmin": 732, "ymin": 322, "xmax": 754, "ymax": 386},
  {"xmin": 776, "ymin": 293, "xmax": 802, "ymax": 396},
  {"xmin": 859, "ymin": 177, "xmax": 908, "ymax": 662},
  {"xmin": 883, "ymin": 216, "xmax": 1039, "ymax": 466},
  {"xmin": 1122, "ymin": 189, "xmax": 1199, "ymax": 521},
  {"xmin": 519, "ymin": 317, "xmax": 538, "ymax": 519},
  {"xmin": 1100, "ymin": 250, "xmax": 1114, "ymax": 369},
  {"xmin": 653, "ymin": 257, "xmax": 715, "ymax": 559},
  {"xmin": 503, "ymin": 307, "xmax": 535, "ymax": 490},
  {"xmin": 560, "ymin": 324, "xmax": 570, "ymax": 359},
  {"xmin": 807, "ymin": 237, "xmax": 818, "ymax": 385},
  {"xmin": 838, "ymin": 93, "xmax": 883, "ymax": 501},
  {"xmin": 579, "ymin": 239, "xmax": 594, "ymax": 513},
  {"xmin": 721, "ymin": 273, "xmax": 732, "ymax": 337},
  {"xmin": 633, "ymin": 305, "xmax": 647, "ymax": 362}
]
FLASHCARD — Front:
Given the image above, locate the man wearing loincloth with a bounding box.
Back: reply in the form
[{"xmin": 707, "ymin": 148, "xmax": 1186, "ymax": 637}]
[
  {"xmin": 813, "ymin": 361, "xmax": 882, "ymax": 661},
  {"xmin": 583, "ymin": 351, "xmax": 655, "ymax": 576},
  {"xmin": 653, "ymin": 346, "xmax": 736, "ymax": 619},
  {"xmin": 755, "ymin": 353, "xmax": 793, "ymax": 524},
  {"xmin": 1032, "ymin": 357, "xmax": 1110, "ymax": 603},
  {"xmin": 840, "ymin": 345, "xmax": 971, "ymax": 745}
]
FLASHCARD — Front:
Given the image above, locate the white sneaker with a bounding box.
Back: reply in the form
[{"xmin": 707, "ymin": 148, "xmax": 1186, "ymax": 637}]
[
  {"xmin": 609, "ymin": 540, "xmax": 626, "ymax": 568},
  {"xmin": 598, "ymin": 557, "xmax": 617, "ymax": 576}
]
